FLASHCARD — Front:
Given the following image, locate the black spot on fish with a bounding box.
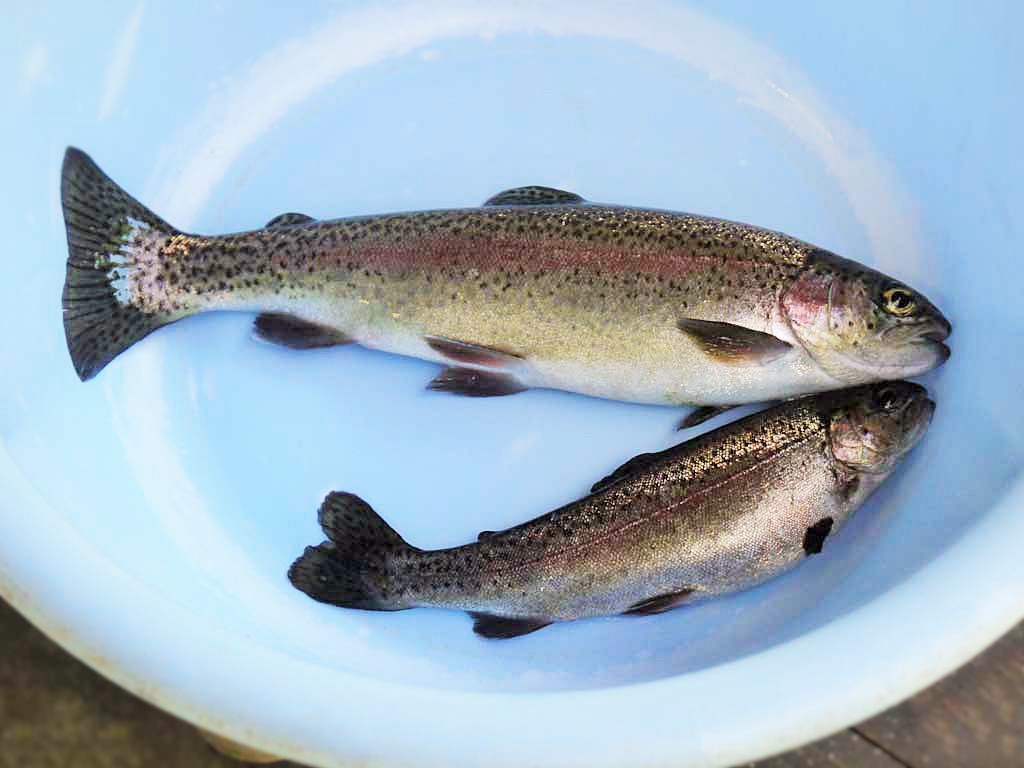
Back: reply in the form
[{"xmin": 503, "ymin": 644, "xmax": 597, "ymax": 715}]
[{"xmin": 803, "ymin": 517, "xmax": 834, "ymax": 555}]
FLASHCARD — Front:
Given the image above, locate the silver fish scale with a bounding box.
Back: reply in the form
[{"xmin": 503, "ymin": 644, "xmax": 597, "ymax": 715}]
[{"xmin": 391, "ymin": 398, "xmax": 853, "ymax": 620}]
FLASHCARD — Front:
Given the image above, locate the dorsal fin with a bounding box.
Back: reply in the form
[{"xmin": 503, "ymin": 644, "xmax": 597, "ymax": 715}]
[
  {"xmin": 265, "ymin": 212, "xmax": 316, "ymax": 229},
  {"xmin": 483, "ymin": 186, "xmax": 584, "ymax": 207},
  {"xmin": 677, "ymin": 405, "xmax": 735, "ymax": 430},
  {"xmin": 591, "ymin": 449, "xmax": 670, "ymax": 494}
]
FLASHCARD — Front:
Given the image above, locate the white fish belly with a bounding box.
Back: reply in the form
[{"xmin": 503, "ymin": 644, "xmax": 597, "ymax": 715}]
[{"xmin": 257, "ymin": 296, "xmax": 840, "ymax": 407}]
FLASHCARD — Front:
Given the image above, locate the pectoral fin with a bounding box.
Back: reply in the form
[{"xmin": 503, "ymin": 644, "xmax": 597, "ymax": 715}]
[
  {"xmin": 677, "ymin": 318, "xmax": 791, "ymax": 364},
  {"xmin": 484, "ymin": 186, "xmax": 585, "ymax": 206},
  {"xmin": 802, "ymin": 517, "xmax": 834, "ymax": 555}
]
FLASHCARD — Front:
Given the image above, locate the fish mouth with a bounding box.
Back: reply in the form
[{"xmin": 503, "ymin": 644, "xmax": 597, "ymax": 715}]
[
  {"xmin": 912, "ymin": 320, "xmax": 952, "ymax": 363},
  {"xmin": 902, "ymin": 396, "xmax": 936, "ymax": 451},
  {"xmin": 886, "ymin": 391, "xmax": 936, "ymax": 460},
  {"xmin": 907, "ymin": 392, "xmax": 936, "ymax": 423},
  {"xmin": 918, "ymin": 336, "xmax": 951, "ymax": 363}
]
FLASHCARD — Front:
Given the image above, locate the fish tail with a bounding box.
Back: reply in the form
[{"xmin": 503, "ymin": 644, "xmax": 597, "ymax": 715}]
[
  {"xmin": 61, "ymin": 147, "xmax": 189, "ymax": 381},
  {"xmin": 288, "ymin": 492, "xmax": 417, "ymax": 611}
]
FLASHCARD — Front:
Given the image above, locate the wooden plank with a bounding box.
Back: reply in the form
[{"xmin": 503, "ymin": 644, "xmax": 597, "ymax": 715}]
[
  {"xmin": 0, "ymin": 599, "xmax": 296, "ymax": 768},
  {"xmin": 3, "ymin": 589, "xmax": 1024, "ymax": 768},
  {"xmin": 745, "ymin": 729, "xmax": 904, "ymax": 768},
  {"xmin": 199, "ymin": 729, "xmax": 283, "ymax": 764},
  {"xmin": 854, "ymin": 623, "xmax": 1024, "ymax": 768}
]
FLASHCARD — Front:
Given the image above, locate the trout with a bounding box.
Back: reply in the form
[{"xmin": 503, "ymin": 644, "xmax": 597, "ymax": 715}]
[
  {"xmin": 61, "ymin": 148, "xmax": 950, "ymax": 424},
  {"xmin": 289, "ymin": 382, "xmax": 934, "ymax": 638}
]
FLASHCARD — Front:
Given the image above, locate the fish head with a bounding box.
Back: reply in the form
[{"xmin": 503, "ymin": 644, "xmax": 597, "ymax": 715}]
[
  {"xmin": 827, "ymin": 381, "xmax": 934, "ymax": 475},
  {"xmin": 782, "ymin": 250, "xmax": 951, "ymax": 384}
]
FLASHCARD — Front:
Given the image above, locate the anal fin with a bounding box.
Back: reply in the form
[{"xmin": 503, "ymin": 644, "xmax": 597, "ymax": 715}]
[
  {"xmin": 254, "ymin": 313, "xmax": 352, "ymax": 349},
  {"xmin": 623, "ymin": 588, "xmax": 695, "ymax": 616},
  {"xmin": 427, "ymin": 367, "xmax": 526, "ymax": 397},
  {"xmin": 470, "ymin": 612, "xmax": 552, "ymax": 639}
]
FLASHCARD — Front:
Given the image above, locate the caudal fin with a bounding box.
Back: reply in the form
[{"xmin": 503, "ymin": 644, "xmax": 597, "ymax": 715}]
[
  {"xmin": 61, "ymin": 147, "xmax": 184, "ymax": 380},
  {"xmin": 288, "ymin": 492, "xmax": 417, "ymax": 611}
]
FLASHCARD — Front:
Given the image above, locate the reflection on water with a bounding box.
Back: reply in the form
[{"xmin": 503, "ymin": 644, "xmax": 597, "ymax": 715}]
[{"xmin": 119, "ymin": 0, "xmax": 931, "ymax": 691}]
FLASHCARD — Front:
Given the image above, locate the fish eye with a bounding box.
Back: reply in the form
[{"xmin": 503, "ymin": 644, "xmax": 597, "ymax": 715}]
[
  {"xmin": 873, "ymin": 385, "xmax": 904, "ymax": 412},
  {"xmin": 881, "ymin": 286, "xmax": 918, "ymax": 317}
]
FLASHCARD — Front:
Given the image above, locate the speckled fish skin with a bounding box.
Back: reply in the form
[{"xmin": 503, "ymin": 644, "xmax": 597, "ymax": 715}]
[
  {"xmin": 288, "ymin": 381, "xmax": 933, "ymax": 638},
  {"xmin": 62, "ymin": 148, "xmax": 950, "ymax": 409}
]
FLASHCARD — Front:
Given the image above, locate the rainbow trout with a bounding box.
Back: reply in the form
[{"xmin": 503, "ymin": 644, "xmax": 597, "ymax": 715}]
[
  {"xmin": 61, "ymin": 148, "xmax": 950, "ymax": 424},
  {"xmin": 289, "ymin": 381, "xmax": 933, "ymax": 638}
]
